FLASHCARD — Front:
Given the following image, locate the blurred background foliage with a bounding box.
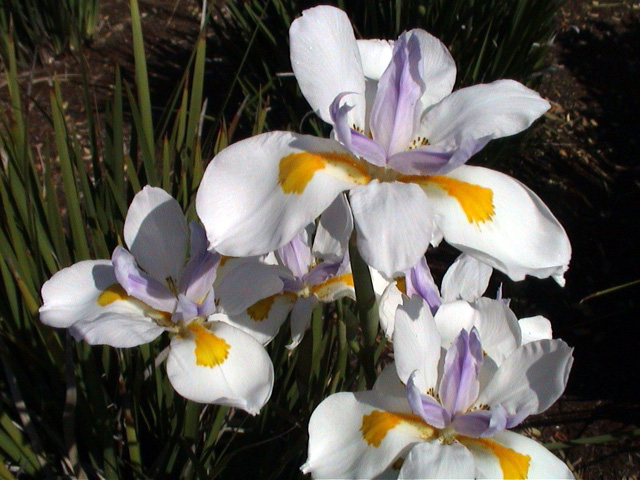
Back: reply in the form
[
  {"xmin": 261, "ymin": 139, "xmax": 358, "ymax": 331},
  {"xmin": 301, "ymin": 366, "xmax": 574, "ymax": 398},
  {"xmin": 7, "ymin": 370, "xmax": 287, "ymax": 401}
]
[{"xmin": 0, "ymin": 0, "xmax": 566, "ymax": 478}]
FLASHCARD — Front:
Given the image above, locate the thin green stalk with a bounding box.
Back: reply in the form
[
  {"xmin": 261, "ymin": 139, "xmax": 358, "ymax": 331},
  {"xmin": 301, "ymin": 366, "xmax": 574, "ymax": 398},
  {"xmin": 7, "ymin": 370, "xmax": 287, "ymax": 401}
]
[
  {"xmin": 129, "ymin": 0, "xmax": 157, "ymax": 185},
  {"xmin": 348, "ymin": 241, "xmax": 379, "ymax": 387}
]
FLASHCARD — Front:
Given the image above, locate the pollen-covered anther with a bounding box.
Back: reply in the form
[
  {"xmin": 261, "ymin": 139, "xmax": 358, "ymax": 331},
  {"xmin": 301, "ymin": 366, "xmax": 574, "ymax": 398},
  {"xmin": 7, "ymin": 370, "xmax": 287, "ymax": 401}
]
[{"xmin": 407, "ymin": 136, "xmax": 429, "ymax": 150}]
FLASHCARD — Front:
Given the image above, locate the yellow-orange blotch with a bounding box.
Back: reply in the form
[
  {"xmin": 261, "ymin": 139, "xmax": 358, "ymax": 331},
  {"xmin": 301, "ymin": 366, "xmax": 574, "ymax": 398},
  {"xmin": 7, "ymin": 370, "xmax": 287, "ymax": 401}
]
[
  {"xmin": 97, "ymin": 284, "xmax": 129, "ymax": 306},
  {"xmin": 278, "ymin": 151, "xmax": 370, "ymax": 194},
  {"xmin": 428, "ymin": 176, "xmax": 495, "ymax": 224},
  {"xmin": 188, "ymin": 323, "xmax": 230, "ymax": 368},
  {"xmin": 360, "ymin": 410, "xmax": 433, "ymax": 448},
  {"xmin": 462, "ymin": 437, "xmax": 530, "ymax": 479},
  {"xmin": 310, "ymin": 274, "xmax": 354, "ymax": 299}
]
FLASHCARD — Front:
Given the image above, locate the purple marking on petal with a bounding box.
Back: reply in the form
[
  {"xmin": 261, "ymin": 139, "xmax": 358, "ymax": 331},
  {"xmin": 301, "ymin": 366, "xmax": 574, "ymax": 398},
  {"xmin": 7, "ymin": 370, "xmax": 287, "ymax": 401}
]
[
  {"xmin": 188, "ymin": 221, "xmax": 208, "ymax": 259},
  {"xmin": 505, "ymin": 404, "xmax": 534, "ymax": 429},
  {"xmin": 111, "ymin": 246, "xmax": 176, "ymax": 313},
  {"xmin": 452, "ymin": 405, "xmax": 508, "ymax": 438},
  {"xmin": 407, "ymin": 371, "xmax": 449, "ymax": 428},
  {"xmin": 388, "ymin": 135, "xmax": 492, "ymax": 176},
  {"xmin": 303, "ymin": 259, "xmax": 342, "ymax": 287},
  {"xmin": 370, "ymin": 32, "xmax": 423, "ymax": 157},
  {"xmin": 405, "ymin": 257, "xmax": 441, "ymax": 314},
  {"xmin": 439, "ymin": 328, "xmax": 484, "ymax": 416},
  {"xmin": 277, "ymin": 231, "xmax": 312, "ymax": 280},
  {"xmin": 173, "ymin": 294, "xmax": 199, "ymax": 323},
  {"xmin": 330, "ymin": 92, "xmax": 356, "ymax": 150},
  {"xmin": 179, "ymin": 244, "xmax": 220, "ymax": 306},
  {"xmin": 330, "ymin": 93, "xmax": 387, "ymax": 166}
]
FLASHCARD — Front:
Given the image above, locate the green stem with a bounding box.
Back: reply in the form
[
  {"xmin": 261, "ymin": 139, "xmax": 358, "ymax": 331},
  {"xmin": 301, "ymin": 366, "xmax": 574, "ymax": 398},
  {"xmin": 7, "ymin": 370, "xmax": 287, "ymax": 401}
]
[{"xmin": 348, "ymin": 241, "xmax": 379, "ymax": 387}]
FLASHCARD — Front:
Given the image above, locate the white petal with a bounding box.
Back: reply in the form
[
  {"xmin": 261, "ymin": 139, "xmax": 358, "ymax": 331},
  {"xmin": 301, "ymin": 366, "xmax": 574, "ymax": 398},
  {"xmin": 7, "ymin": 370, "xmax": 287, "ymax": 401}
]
[
  {"xmin": 357, "ymin": 38, "xmax": 394, "ymax": 133},
  {"xmin": 463, "ymin": 430, "xmax": 575, "ymax": 479},
  {"xmin": 215, "ymin": 258, "xmax": 286, "ymax": 315},
  {"xmin": 357, "ymin": 39, "xmax": 394, "ymax": 80},
  {"xmin": 441, "ymin": 253, "xmax": 493, "ymax": 302},
  {"xmin": 410, "ymin": 29, "xmax": 457, "ymax": 112},
  {"xmin": 288, "ymin": 295, "xmax": 318, "ymax": 349},
  {"xmin": 312, "ymin": 193, "xmax": 353, "ymax": 261},
  {"xmin": 476, "ymin": 339, "xmax": 573, "ymax": 418},
  {"xmin": 394, "ymin": 296, "xmax": 442, "ymax": 393},
  {"xmin": 519, "ymin": 316, "xmax": 553, "ymax": 344},
  {"xmin": 398, "ymin": 441, "xmax": 475, "ymax": 479},
  {"xmin": 418, "ymin": 80, "xmax": 550, "ymax": 148},
  {"xmin": 302, "ymin": 390, "xmax": 426, "ymax": 479},
  {"xmin": 219, "ymin": 292, "xmax": 296, "ymax": 346},
  {"xmin": 373, "ymin": 362, "xmax": 407, "ymax": 398},
  {"xmin": 166, "ymin": 322, "xmax": 274, "ymax": 414},
  {"xmin": 422, "ymin": 165, "xmax": 571, "ymax": 282},
  {"xmin": 124, "ymin": 186, "xmax": 189, "ymax": 281},
  {"xmin": 471, "ymin": 298, "xmax": 521, "ymax": 366},
  {"xmin": 196, "ymin": 132, "xmax": 367, "ymax": 257},
  {"xmin": 350, "ymin": 181, "xmax": 433, "ymax": 277},
  {"xmin": 290, "ymin": 5, "xmax": 366, "ymax": 127},
  {"xmin": 40, "ymin": 260, "xmax": 117, "ymax": 328},
  {"xmin": 433, "ymin": 300, "xmax": 476, "ymax": 347},
  {"xmin": 71, "ymin": 310, "xmax": 165, "ymax": 348},
  {"xmin": 379, "ymin": 282, "xmax": 404, "ymax": 339}
]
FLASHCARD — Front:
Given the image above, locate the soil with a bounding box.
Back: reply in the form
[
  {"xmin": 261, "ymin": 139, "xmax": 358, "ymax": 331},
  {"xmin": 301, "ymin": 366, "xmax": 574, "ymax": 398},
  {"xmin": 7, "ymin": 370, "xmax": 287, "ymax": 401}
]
[{"xmin": 1, "ymin": 0, "xmax": 640, "ymax": 478}]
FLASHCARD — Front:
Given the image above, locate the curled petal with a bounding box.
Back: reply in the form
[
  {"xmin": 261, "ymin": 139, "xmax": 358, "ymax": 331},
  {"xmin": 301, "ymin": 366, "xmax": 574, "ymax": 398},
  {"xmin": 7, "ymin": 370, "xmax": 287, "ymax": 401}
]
[
  {"xmin": 166, "ymin": 322, "xmax": 274, "ymax": 414},
  {"xmin": 405, "ymin": 256, "xmax": 441, "ymax": 314},
  {"xmin": 330, "ymin": 93, "xmax": 387, "ymax": 166}
]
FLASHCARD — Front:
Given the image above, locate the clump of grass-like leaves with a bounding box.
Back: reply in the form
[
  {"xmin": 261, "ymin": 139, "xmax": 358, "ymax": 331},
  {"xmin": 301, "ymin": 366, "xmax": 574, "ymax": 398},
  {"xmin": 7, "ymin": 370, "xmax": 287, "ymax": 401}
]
[{"xmin": 0, "ymin": 0, "xmax": 100, "ymax": 66}]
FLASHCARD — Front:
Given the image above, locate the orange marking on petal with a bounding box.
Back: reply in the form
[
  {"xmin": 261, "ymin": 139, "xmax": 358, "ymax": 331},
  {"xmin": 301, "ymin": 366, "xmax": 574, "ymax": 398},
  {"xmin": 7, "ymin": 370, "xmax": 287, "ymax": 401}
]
[
  {"xmin": 400, "ymin": 174, "xmax": 494, "ymax": 224},
  {"xmin": 188, "ymin": 323, "xmax": 230, "ymax": 368},
  {"xmin": 393, "ymin": 276, "xmax": 406, "ymax": 295},
  {"xmin": 310, "ymin": 273, "xmax": 354, "ymax": 299},
  {"xmin": 460, "ymin": 437, "xmax": 530, "ymax": 479},
  {"xmin": 97, "ymin": 284, "xmax": 129, "ymax": 306},
  {"xmin": 247, "ymin": 292, "xmax": 297, "ymax": 321},
  {"xmin": 360, "ymin": 410, "xmax": 435, "ymax": 447},
  {"xmin": 278, "ymin": 151, "xmax": 370, "ymax": 194}
]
